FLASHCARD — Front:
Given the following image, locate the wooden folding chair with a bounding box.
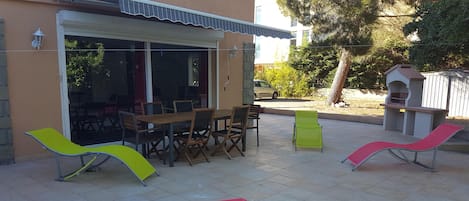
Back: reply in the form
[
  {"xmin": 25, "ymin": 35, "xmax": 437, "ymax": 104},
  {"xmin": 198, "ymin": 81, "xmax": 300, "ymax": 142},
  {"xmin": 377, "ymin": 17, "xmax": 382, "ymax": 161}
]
[
  {"xmin": 140, "ymin": 102, "xmax": 168, "ymax": 162},
  {"xmin": 233, "ymin": 104, "xmax": 261, "ymax": 147},
  {"xmin": 211, "ymin": 106, "xmax": 250, "ymax": 159},
  {"xmin": 118, "ymin": 111, "xmax": 165, "ymax": 158},
  {"xmin": 175, "ymin": 108, "xmax": 214, "ymax": 166}
]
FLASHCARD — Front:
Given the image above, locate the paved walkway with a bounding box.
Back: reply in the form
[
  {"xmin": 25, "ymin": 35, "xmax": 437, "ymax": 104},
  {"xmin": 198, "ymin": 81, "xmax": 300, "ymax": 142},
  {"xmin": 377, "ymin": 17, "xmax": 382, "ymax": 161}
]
[{"xmin": 2, "ymin": 114, "xmax": 469, "ymax": 201}]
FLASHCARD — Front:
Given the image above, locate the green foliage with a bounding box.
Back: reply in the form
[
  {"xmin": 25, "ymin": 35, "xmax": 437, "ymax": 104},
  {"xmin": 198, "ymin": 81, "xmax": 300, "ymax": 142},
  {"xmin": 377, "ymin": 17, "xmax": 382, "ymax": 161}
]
[
  {"xmin": 277, "ymin": 0, "xmax": 390, "ymax": 104},
  {"xmin": 277, "ymin": 0, "xmax": 380, "ymax": 55},
  {"xmin": 288, "ymin": 44, "xmax": 338, "ymax": 88},
  {"xmin": 66, "ymin": 39, "xmax": 106, "ymax": 89},
  {"xmin": 403, "ymin": 0, "xmax": 469, "ymax": 70},
  {"xmin": 279, "ymin": 1, "xmax": 417, "ymax": 91},
  {"xmin": 348, "ymin": 39, "xmax": 409, "ymax": 89},
  {"xmin": 288, "ymin": 39, "xmax": 409, "ymax": 90},
  {"xmin": 371, "ymin": 1, "xmax": 414, "ymax": 47},
  {"xmin": 255, "ymin": 62, "xmax": 311, "ymax": 97}
]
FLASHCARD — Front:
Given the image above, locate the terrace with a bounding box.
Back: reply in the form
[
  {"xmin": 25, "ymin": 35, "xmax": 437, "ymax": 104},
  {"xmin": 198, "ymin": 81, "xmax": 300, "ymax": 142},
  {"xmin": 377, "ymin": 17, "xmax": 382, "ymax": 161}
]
[{"xmin": 1, "ymin": 114, "xmax": 468, "ymax": 201}]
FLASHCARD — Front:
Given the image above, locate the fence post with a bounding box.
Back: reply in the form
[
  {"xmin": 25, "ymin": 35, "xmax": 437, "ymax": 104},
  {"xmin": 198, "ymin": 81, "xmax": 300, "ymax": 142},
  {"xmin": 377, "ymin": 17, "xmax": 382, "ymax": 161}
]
[{"xmin": 446, "ymin": 74, "xmax": 452, "ymax": 112}]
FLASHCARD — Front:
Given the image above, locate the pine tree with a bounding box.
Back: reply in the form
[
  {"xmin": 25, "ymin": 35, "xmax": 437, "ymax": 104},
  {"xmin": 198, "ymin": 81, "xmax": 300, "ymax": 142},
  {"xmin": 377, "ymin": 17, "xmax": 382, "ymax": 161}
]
[{"xmin": 277, "ymin": 0, "xmax": 380, "ymax": 105}]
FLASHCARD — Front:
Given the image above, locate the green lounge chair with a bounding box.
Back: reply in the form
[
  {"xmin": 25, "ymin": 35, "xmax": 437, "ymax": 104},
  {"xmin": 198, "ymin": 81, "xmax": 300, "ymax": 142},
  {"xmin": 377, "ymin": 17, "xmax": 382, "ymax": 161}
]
[
  {"xmin": 292, "ymin": 110, "xmax": 323, "ymax": 152},
  {"xmin": 25, "ymin": 128, "xmax": 157, "ymax": 186}
]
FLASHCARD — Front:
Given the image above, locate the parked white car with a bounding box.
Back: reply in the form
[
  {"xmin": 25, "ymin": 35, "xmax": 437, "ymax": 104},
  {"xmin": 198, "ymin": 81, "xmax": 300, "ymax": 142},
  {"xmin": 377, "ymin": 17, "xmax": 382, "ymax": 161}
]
[{"xmin": 254, "ymin": 80, "xmax": 279, "ymax": 100}]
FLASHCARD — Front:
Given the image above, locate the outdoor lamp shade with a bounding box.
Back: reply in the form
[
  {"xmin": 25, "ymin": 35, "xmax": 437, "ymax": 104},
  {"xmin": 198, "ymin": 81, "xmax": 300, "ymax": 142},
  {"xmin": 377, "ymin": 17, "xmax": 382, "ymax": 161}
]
[
  {"xmin": 32, "ymin": 28, "xmax": 44, "ymax": 49},
  {"xmin": 229, "ymin": 45, "xmax": 238, "ymax": 58}
]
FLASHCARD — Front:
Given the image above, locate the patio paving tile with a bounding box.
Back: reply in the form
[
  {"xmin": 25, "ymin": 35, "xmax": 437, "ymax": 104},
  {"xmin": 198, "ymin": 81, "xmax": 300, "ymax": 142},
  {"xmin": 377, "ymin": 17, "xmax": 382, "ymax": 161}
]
[{"xmin": 1, "ymin": 113, "xmax": 468, "ymax": 201}]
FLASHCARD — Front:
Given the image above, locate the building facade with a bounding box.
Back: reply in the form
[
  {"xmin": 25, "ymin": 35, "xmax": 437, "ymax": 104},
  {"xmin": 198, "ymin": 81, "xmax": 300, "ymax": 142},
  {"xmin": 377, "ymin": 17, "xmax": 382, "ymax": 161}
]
[
  {"xmin": 254, "ymin": 0, "xmax": 311, "ymax": 69},
  {"xmin": 0, "ymin": 0, "xmax": 289, "ymax": 162}
]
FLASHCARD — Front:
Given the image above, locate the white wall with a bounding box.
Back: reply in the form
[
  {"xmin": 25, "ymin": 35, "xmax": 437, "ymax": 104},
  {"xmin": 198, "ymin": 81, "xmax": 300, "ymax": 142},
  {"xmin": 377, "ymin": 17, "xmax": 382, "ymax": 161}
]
[
  {"xmin": 422, "ymin": 71, "xmax": 469, "ymax": 118},
  {"xmin": 254, "ymin": 0, "xmax": 290, "ymax": 64},
  {"xmin": 254, "ymin": 0, "xmax": 312, "ymax": 65}
]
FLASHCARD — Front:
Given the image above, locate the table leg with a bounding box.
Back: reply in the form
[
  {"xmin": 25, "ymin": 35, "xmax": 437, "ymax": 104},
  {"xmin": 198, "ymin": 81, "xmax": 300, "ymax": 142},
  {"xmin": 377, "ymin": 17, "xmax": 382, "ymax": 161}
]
[
  {"xmin": 215, "ymin": 120, "xmax": 219, "ymax": 131},
  {"xmin": 168, "ymin": 124, "xmax": 174, "ymax": 167},
  {"xmin": 242, "ymin": 133, "xmax": 246, "ymax": 152}
]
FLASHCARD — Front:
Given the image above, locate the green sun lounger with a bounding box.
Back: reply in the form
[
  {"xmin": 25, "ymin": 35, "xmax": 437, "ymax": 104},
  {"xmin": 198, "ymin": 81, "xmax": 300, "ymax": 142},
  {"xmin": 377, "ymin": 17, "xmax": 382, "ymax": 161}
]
[
  {"xmin": 25, "ymin": 128, "xmax": 157, "ymax": 186},
  {"xmin": 292, "ymin": 110, "xmax": 323, "ymax": 152}
]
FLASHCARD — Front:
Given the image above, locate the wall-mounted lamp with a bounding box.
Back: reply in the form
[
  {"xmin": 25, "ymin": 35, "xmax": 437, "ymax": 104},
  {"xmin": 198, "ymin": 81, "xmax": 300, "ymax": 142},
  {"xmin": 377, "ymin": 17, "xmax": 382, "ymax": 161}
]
[
  {"xmin": 229, "ymin": 45, "xmax": 238, "ymax": 58},
  {"xmin": 31, "ymin": 28, "xmax": 44, "ymax": 50}
]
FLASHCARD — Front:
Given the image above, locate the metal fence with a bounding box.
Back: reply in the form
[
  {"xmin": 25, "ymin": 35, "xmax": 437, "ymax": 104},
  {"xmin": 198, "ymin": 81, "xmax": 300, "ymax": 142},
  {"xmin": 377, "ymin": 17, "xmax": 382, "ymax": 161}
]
[{"xmin": 421, "ymin": 70, "xmax": 469, "ymax": 118}]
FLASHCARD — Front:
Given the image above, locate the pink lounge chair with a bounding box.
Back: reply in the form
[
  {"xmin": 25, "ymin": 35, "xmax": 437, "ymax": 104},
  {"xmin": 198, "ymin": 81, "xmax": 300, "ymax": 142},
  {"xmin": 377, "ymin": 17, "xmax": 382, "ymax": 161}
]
[{"xmin": 341, "ymin": 123, "xmax": 463, "ymax": 171}]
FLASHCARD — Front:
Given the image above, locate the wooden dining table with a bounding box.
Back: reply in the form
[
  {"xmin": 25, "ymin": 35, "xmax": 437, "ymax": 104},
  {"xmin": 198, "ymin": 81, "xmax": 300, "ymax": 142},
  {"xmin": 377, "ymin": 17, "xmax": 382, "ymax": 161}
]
[{"xmin": 136, "ymin": 109, "xmax": 234, "ymax": 167}]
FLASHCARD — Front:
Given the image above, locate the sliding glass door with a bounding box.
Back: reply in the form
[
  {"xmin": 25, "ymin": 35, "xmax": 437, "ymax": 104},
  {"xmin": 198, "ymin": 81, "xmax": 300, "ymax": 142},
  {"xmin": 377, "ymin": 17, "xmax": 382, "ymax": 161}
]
[
  {"xmin": 65, "ymin": 36, "xmax": 209, "ymax": 145},
  {"xmin": 66, "ymin": 36, "xmax": 144, "ymax": 145},
  {"xmin": 150, "ymin": 43, "xmax": 208, "ymax": 109}
]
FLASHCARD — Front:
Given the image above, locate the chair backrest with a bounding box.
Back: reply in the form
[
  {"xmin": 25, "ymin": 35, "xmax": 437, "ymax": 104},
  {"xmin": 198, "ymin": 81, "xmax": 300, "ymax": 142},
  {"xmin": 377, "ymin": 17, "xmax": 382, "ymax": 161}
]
[
  {"xmin": 228, "ymin": 105, "xmax": 250, "ymax": 133},
  {"xmin": 118, "ymin": 110, "xmax": 139, "ymax": 132},
  {"xmin": 25, "ymin": 128, "xmax": 87, "ymax": 155},
  {"xmin": 411, "ymin": 123, "xmax": 463, "ymax": 150},
  {"xmin": 173, "ymin": 100, "xmax": 193, "ymax": 113},
  {"xmin": 295, "ymin": 110, "xmax": 319, "ymax": 127},
  {"xmin": 247, "ymin": 104, "xmax": 261, "ymax": 119},
  {"xmin": 188, "ymin": 108, "xmax": 215, "ymax": 140},
  {"xmin": 141, "ymin": 102, "xmax": 164, "ymax": 115}
]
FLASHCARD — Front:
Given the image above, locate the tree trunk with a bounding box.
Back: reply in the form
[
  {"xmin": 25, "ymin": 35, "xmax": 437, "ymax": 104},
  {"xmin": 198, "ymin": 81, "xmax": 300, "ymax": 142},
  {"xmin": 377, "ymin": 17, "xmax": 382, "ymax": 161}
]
[{"xmin": 327, "ymin": 49, "xmax": 352, "ymax": 106}]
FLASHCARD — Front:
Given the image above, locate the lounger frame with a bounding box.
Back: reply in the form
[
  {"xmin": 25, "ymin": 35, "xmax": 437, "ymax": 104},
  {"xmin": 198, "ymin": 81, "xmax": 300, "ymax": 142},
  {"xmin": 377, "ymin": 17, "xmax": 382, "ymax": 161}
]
[
  {"xmin": 341, "ymin": 123, "xmax": 463, "ymax": 172},
  {"xmin": 25, "ymin": 128, "xmax": 157, "ymax": 186},
  {"xmin": 341, "ymin": 147, "xmax": 439, "ymax": 171}
]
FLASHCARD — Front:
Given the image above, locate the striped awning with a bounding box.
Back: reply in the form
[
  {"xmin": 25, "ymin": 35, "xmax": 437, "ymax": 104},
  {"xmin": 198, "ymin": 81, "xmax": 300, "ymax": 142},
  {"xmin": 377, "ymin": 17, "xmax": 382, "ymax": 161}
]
[{"xmin": 119, "ymin": 0, "xmax": 292, "ymax": 39}]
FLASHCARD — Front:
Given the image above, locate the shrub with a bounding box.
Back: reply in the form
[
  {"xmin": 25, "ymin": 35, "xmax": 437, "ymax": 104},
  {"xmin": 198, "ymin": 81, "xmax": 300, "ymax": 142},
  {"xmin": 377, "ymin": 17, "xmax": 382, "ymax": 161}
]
[
  {"xmin": 348, "ymin": 39, "xmax": 409, "ymax": 89},
  {"xmin": 255, "ymin": 62, "xmax": 311, "ymax": 97}
]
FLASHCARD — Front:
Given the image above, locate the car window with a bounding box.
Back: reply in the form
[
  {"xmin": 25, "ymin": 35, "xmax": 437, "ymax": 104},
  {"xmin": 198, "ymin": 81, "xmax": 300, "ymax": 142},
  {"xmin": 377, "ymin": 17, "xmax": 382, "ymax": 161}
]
[
  {"xmin": 254, "ymin": 81, "xmax": 261, "ymax": 87},
  {"xmin": 260, "ymin": 81, "xmax": 270, "ymax": 88}
]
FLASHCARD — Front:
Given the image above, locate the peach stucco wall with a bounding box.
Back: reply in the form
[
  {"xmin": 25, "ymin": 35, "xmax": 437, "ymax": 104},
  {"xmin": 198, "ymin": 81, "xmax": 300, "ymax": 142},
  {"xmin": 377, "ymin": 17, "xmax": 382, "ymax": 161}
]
[
  {"xmin": 0, "ymin": 0, "xmax": 63, "ymax": 161},
  {"xmin": 217, "ymin": 33, "xmax": 253, "ymax": 109},
  {"xmin": 1, "ymin": 0, "xmax": 254, "ymax": 161}
]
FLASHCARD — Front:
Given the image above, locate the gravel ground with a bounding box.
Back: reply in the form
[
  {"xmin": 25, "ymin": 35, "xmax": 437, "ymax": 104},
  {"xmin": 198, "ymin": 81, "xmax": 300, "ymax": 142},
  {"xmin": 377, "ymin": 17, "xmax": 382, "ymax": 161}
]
[{"xmin": 254, "ymin": 98, "xmax": 385, "ymax": 116}]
